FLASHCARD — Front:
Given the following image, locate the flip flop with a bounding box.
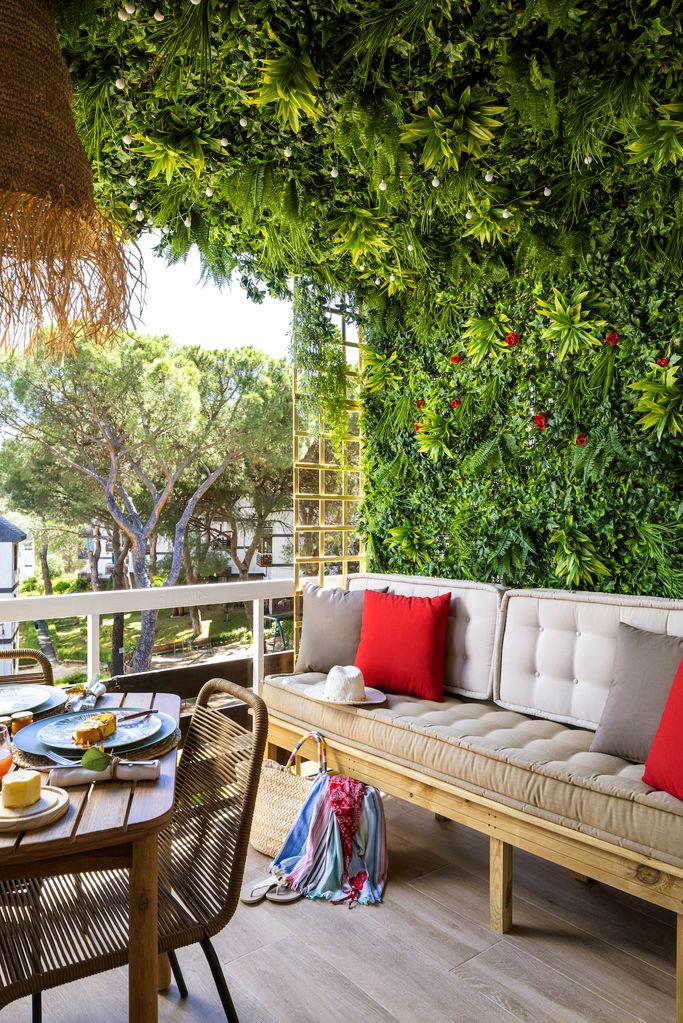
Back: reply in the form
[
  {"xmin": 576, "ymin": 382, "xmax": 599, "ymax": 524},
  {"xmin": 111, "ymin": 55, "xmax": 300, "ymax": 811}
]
[
  {"xmin": 240, "ymin": 874, "xmax": 280, "ymax": 905},
  {"xmin": 265, "ymin": 882, "xmax": 303, "ymax": 904}
]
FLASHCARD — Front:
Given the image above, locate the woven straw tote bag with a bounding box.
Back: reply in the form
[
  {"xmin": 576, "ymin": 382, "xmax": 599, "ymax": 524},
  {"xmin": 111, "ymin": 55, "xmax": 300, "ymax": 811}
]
[{"xmin": 245, "ymin": 731, "xmax": 327, "ymax": 858}]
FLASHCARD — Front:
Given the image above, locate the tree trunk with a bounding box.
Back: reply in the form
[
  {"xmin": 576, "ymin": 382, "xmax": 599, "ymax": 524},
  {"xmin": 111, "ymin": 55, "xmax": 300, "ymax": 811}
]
[
  {"xmin": 38, "ymin": 533, "xmax": 52, "ymax": 595},
  {"xmin": 149, "ymin": 532, "xmax": 157, "ymax": 576},
  {"xmin": 131, "ymin": 542, "xmax": 158, "ymax": 673},
  {"xmin": 182, "ymin": 543, "xmax": 202, "ymax": 639},
  {"xmin": 86, "ymin": 525, "xmax": 102, "ymax": 592},
  {"xmin": 110, "ymin": 524, "xmax": 127, "ymax": 677}
]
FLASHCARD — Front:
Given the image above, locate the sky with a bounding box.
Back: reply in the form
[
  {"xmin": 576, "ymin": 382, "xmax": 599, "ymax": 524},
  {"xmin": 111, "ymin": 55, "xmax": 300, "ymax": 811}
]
[{"xmin": 132, "ymin": 232, "xmax": 293, "ymax": 359}]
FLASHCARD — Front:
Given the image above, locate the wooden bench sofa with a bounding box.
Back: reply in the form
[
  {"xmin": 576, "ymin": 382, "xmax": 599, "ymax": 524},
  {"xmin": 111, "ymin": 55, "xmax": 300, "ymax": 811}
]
[{"xmin": 261, "ymin": 573, "xmax": 683, "ymax": 1021}]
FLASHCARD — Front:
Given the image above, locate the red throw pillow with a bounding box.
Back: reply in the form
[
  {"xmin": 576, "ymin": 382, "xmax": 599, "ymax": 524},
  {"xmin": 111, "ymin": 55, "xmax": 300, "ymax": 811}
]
[
  {"xmin": 643, "ymin": 658, "xmax": 683, "ymax": 800},
  {"xmin": 354, "ymin": 589, "xmax": 451, "ymax": 702}
]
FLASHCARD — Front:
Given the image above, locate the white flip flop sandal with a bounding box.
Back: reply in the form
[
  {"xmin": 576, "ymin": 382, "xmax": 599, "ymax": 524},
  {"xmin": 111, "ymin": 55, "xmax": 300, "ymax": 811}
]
[{"xmin": 240, "ymin": 874, "xmax": 280, "ymax": 905}]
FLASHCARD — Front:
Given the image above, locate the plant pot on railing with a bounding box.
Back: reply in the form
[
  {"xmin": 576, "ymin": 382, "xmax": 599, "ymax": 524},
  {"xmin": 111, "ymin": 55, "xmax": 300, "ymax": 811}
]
[{"xmin": 256, "ymin": 553, "xmax": 272, "ymax": 568}]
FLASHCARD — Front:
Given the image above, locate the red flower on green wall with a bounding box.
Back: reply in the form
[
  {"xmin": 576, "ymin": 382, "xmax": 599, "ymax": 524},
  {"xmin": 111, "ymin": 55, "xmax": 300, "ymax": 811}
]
[
  {"xmin": 533, "ymin": 413, "xmax": 548, "ymax": 429},
  {"xmin": 414, "ymin": 422, "xmax": 422, "ymax": 431},
  {"xmin": 576, "ymin": 434, "xmax": 587, "ymax": 446},
  {"xmin": 504, "ymin": 332, "xmax": 519, "ymax": 346},
  {"xmin": 656, "ymin": 357, "xmax": 669, "ymax": 367},
  {"xmin": 451, "ymin": 398, "xmax": 461, "ymax": 409},
  {"xmin": 450, "ymin": 354, "xmax": 463, "ymax": 364},
  {"xmin": 605, "ymin": 331, "xmax": 620, "ymax": 346},
  {"xmin": 416, "ymin": 398, "xmax": 425, "ymax": 408}
]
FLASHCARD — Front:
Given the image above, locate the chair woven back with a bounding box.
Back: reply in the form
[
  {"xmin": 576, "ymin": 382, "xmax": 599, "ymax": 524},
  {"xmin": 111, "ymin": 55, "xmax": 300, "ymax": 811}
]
[
  {"xmin": 0, "ymin": 648, "xmax": 53, "ymax": 685},
  {"xmin": 159, "ymin": 678, "xmax": 268, "ymax": 939}
]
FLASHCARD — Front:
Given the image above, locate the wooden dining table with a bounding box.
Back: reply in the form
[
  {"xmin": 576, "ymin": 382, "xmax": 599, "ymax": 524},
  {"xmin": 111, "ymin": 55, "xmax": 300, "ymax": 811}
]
[{"xmin": 0, "ymin": 690, "xmax": 180, "ymax": 1023}]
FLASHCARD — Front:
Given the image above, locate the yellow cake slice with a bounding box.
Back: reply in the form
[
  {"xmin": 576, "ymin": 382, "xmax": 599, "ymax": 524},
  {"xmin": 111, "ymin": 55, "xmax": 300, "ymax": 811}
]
[{"xmin": 74, "ymin": 712, "xmax": 117, "ymax": 746}]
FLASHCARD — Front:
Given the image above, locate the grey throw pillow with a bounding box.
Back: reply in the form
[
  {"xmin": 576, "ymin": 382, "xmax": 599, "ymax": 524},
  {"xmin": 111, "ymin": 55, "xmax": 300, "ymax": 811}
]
[
  {"xmin": 590, "ymin": 623, "xmax": 683, "ymax": 763},
  {"xmin": 295, "ymin": 584, "xmax": 384, "ymax": 673}
]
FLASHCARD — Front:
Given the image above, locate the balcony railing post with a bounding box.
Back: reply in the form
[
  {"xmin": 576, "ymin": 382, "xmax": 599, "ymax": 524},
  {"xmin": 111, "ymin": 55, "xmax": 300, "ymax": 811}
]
[
  {"xmin": 87, "ymin": 613, "xmax": 101, "ymax": 682},
  {"xmin": 252, "ymin": 598, "xmax": 264, "ymax": 693}
]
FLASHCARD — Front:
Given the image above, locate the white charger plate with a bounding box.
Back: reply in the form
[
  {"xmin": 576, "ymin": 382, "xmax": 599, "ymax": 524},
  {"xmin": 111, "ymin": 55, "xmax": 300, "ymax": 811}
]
[{"xmin": 0, "ymin": 684, "xmax": 54, "ymax": 716}]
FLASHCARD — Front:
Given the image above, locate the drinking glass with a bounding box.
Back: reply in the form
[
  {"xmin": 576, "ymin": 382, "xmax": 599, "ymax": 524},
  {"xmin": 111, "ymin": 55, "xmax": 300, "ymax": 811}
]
[{"xmin": 0, "ymin": 724, "xmax": 12, "ymax": 778}]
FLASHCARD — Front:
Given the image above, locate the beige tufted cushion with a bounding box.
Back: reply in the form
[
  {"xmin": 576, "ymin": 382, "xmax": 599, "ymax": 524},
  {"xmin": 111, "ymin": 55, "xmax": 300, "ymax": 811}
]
[
  {"xmin": 263, "ymin": 673, "xmax": 683, "ymax": 868},
  {"xmin": 494, "ymin": 589, "xmax": 683, "ymax": 730},
  {"xmin": 347, "ymin": 573, "xmax": 504, "ymax": 700}
]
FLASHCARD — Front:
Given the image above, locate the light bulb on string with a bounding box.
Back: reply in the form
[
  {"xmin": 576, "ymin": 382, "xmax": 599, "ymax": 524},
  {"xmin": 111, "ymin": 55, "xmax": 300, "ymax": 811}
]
[
  {"xmin": 128, "ymin": 175, "xmax": 137, "ymax": 186},
  {"xmin": 389, "ymin": 273, "xmax": 396, "ymax": 281},
  {"xmin": 129, "ymin": 200, "xmax": 138, "ymax": 210},
  {"xmin": 543, "ymin": 186, "xmax": 552, "ymax": 196},
  {"xmin": 239, "ymin": 117, "xmax": 248, "ymax": 127},
  {"xmin": 190, "ymin": 0, "xmax": 201, "ymax": 5},
  {"xmin": 465, "ymin": 209, "xmax": 472, "ymax": 220},
  {"xmin": 284, "ymin": 146, "xmax": 292, "ymax": 158},
  {"xmin": 153, "ymin": 8, "xmax": 164, "ymax": 21},
  {"xmin": 484, "ymin": 171, "xmax": 494, "ymax": 182},
  {"xmin": 220, "ymin": 137, "xmax": 229, "ymax": 147},
  {"xmin": 379, "ymin": 179, "xmax": 387, "ymax": 191},
  {"xmin": 123, "ymin": 134, "xmax": 132, "ymax": 145},
  {"xmin": 360, "ymin": 264, "xmax": 365, "ymax": 271},
  {"xmin": 502, "ymin": 209, "xmax": 511, "ymax": 219},
  {"xmin": 330, "ymin": 167, "xmax": 339, "ymax": 178},
  {"xmin": 205, "ymin": 186, "xmax": 213, "ymax": 197},
  {"xmin": 118, "ymin": 10, "xmax": 129, "ymax": 20},
  {"xmin": 183, "ymin": 215, "xmax": 192, "ymax": 228},
  {"xmin": 431, "ymin": 176, "xmax": 440, "ymax": 188},
  {"xmin": 407, "ymin": 243, "xmax": 414, "ymax": 252},
  {"xmin": 124, "ymin": 1, "xmax": 135, "ymax": 12},
  {"xmin": 135, "ymin": 210, "xmax": 144, "ymax": 222},
  {"xmin": 115, "ymin": 78, "xmax": 125, "ymax": 90},
  {"xmin": 375, "ymin": 278, "xmax": 381, "ymax": 285},
  {"xmin": 584, "ymin": 155, "xmax": 593, "ymax": 165}
]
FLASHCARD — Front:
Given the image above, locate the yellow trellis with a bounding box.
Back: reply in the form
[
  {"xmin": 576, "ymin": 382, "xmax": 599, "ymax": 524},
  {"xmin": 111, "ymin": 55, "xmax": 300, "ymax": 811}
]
[{"xmin": 292, "ymin": 312, "xmax": 365, "ymax": 654}]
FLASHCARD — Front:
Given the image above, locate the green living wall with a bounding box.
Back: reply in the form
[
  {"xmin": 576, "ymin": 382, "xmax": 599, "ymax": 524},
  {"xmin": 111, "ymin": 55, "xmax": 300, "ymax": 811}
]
[{"xmin": 55, "ymin": 0, "xmax": 683, "ymax": 594}]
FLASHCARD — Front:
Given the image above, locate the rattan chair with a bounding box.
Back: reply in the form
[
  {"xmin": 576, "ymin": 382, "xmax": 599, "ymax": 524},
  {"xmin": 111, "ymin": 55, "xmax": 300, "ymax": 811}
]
[
  {"xmin": 0, "ymin": 678, "xmax": 268, "ymax": 1022},
  {"xmin": 0, "ymin": 647, "xmax": 54, "ymax": 685}
]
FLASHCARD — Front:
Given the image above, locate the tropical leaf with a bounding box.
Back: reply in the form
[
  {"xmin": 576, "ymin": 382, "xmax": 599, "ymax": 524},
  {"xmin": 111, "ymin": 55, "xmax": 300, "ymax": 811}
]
[
  {"xmin": 401, "ymin": 87, "xmax": 506, "ymax": 170},
  {"xmin": 630, "ymin": 364, "xmax": 683, "ymax": 438},
  {"xmin": 536, "ymin": 287, "xmax": 607, "ymax": 360},
  {"xmin": 462, "ymin": 313, "xmax": 513, "ymax": 365},
  {"xmin": 252, "ymin": 50, "xmax": 323, "ymax": 132},
  {"xmin": 550, "ymin": 517, "xmax": 611, "ymax": 587},
  {"xmin": 627, "ymin": 101, "xmax": 683, "ymax": 171}
]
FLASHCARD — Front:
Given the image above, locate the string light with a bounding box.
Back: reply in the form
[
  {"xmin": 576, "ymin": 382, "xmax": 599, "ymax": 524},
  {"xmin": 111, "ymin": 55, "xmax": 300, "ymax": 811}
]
[
  {"xmin": 117, "ymin": 10, "xmax": 129, "ymax": 20},
  {"xmin": 135, "ymin": 210, "xmax": 144, "ymax": 221},
  {"xmin": 584, "ymin": 155, "xmax": 593, "ymax": 165},
  {"xmin": 407, "ymin": 243, "xmax": 414, "ymax": 252},
  {"xmin": 330, "ymin": 167, "xmax": 339, "ymax": 178},
  {"xmin": 485, "ymin": 171, "xmax": 494, "ymax": 182},
  {"xmin": 284, "ymin": 146, "xmax": 292, "ymax": 158},
  {"xmin": 379, "ymin": 179, "xmax": 387, "ymax": 191},
  {"xmin": 115, "ymin": 78, "xmax": 125, "ymax": 90},
  {"xmin": 205, "ymin": 185, "xmax": 213, "ymax": 197},
  {"xmin": 124, "ymin": 1, "xmax": 136, "ymax": 12},
  {"xmin": 190, "ymin": 0, "xmax": 201, "ymax": 5},
  {"xmin": 360, "ymin": 264, "xmax": 365, "ymax": 271},
  {"xmin": 128, "ymin": 175, "xmax": 137, "ymax": 186},
  {"xmin": 153, "ymin": 8, "xmax": 164, "ymax": 20},
  {"xmin": 431, "ymin": 175, "xmax": 440, "ymax": 187},
  {"xmin": 389, "ymin": 273, "xmax": 396, "ymax": 281},
  {"xmin": 465, "ymin": 209, "xmax": 472, "ymax": 220},
  {"xmin": 502, "ymin": 209, "xmax": 511, "ymax": 219},
  {"xmin": 375, "ymin": 277, "xmax": 381, "ymax": 285},
  {"xmin": 543, "ymin": 186, "xmax": 552, "ymax": 196},
  {"xmin": 129, "ymin": 200, "xmax": 138, "ymax": 210},
  {"xmin": 122, "ymin": 134, "xmax": 132, "ymax": 145},
  {"xmin": 220, "ymin": 137, "xmax": 229, "ymax": 147},
  {"xmin": 183, "ymin": 215, "xmax": 192, "ymax": 227}
]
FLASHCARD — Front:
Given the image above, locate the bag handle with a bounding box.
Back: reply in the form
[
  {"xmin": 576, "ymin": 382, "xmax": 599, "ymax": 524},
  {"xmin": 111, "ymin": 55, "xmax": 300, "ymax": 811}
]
[{"xmin": 285, "ymin": 730, "xmax": 327, "ymax": 775}]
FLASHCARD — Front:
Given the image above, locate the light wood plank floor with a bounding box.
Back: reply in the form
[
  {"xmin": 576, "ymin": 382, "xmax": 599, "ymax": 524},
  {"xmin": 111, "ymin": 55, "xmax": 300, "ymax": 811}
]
[{"xmin": 8, "ymin": 797, "xmax": 676, "ymax": 1022}]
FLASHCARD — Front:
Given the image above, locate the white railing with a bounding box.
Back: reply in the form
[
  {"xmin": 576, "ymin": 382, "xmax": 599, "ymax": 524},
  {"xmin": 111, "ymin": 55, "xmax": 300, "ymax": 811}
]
[{"xmin": 0, "ymin": 579, "xmax": 294, "ymax": 692}]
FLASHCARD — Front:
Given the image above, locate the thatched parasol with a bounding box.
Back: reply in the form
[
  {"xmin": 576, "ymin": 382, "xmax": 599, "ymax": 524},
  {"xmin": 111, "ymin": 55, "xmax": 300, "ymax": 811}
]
[{"xmin": 0, "ymin": 0, "xmax": 141, "ymax": 357}]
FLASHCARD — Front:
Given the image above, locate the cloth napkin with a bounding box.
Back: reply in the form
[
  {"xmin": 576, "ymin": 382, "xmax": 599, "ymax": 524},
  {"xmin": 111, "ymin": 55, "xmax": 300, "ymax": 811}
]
[{"xmin": 48, "ymin": 760, "xmax": 160, "ymax": 788}]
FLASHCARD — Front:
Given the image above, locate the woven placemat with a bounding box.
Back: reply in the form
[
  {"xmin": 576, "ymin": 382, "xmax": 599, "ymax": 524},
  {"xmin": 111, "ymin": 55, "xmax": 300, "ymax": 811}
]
[{"xmin": 12, "ymin": 727, "xmax": 181, "ymax": 771}]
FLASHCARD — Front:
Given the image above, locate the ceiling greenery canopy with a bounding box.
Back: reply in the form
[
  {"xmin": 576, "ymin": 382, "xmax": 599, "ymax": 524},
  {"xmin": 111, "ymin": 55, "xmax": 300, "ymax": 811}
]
[{"xmin": 54, "ymin": 0, "xmax": 683, "ymax": 309}]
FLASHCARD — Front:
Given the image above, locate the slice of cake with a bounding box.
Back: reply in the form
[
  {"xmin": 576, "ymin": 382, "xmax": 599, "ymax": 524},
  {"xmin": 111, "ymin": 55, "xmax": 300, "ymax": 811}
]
[
  {"xmin": 2, "ymin": 769, "xmax": 41, "ymax": 809},
  {"xmin": 74, "ymin": 712, "xmax": 117, "ymax": 746}
]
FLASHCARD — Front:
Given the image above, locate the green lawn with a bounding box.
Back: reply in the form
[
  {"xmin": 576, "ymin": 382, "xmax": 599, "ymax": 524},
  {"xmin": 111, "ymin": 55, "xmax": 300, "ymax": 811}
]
[{"xmin": 19, "ymin": 603, "xmax": 255, "ymax": 671}]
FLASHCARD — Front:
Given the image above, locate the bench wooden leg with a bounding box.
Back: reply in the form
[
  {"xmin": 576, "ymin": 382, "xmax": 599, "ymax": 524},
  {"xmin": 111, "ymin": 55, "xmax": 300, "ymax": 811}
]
[
  {"xmin": 573, "ymin": 872, "xmax": 593, "ymax": 884},
  {"xmin": 677, "ymin": 915, "xmax": 683, "ymax": 1023},
  {"xmin": 265, "ymin": 741, "xmax": 279, "ymax": 761},
  {"xmin": 490, "ymin": 837, "xmax": 513, "ymax": 934}
]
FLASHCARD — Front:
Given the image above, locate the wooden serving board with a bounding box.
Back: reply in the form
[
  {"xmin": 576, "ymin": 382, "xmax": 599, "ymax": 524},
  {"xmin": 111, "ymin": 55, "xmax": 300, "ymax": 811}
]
[{"xmin": 0, "ymin": 786, "xmax": 69, "ymax": 832}]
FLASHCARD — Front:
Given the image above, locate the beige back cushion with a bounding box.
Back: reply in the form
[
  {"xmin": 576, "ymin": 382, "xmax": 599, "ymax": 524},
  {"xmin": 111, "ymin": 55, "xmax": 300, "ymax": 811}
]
[
  {"xmin": 494, "ymin": 589, "xmax": 683, "ymax": 729},
  {"xmin": 347, "ymin": 573, "xmax": 503, "ymax": 699}
]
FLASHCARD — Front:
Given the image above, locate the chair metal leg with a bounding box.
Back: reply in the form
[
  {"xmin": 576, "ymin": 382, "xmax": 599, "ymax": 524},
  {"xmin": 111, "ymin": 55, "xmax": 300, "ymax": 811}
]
[
  {"xmin": 200, "ymin": 937, "xmax": 239, "ymax": 1023},
  {"xmin": 32, "ymin": 993, "xmax": 42, "ymax": 1023},
  {"xmin": 168, "ymin": 948, "xmax": 188, "ymax": 999}
]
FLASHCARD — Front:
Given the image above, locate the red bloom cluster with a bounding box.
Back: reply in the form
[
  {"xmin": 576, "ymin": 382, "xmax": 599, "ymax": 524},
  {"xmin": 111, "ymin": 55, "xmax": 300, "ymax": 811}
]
[
  {"xmin": 576, "ymin": 434, "xmax": 587, "ymax": 446},
  {"xmin": 450, "ymin": 398, "xmax": 461, "ymax": 409},
  {"xmin": 605, "ymin": 331, "xmax": 620, "ymax": 346},
  {"xmin": 533, "ymin": 413, "xmax": 548, "ymax": 430},
  {"xmin": 414, "ymin": 422, "xmax": 422, "ymax": 432},
  {"xmin": 657, "ymin": 357, "xmax": 669, "ymax": 368},
  {"xmin": 416, "ymin": 398, "xmax": 425, "ymax": 408},
  {"xmin": 450, "ymin": 354, "xmax": 463, "ymax": 364},
  {"xmin": 504, "ymin": 332, "xmax": 519, "ymax": 347}
]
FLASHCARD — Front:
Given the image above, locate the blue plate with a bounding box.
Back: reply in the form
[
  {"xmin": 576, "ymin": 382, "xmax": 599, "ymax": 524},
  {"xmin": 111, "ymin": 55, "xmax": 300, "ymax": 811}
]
[{"xmin": 13, "ymin": 709, "xmax": 177, "ymax": 760}]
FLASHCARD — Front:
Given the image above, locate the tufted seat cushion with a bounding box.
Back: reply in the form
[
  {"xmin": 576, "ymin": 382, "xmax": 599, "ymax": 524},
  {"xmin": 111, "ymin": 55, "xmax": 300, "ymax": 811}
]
[{"xmin": 263, "ymin": 672, "xmax": 683, "ymax": 868}]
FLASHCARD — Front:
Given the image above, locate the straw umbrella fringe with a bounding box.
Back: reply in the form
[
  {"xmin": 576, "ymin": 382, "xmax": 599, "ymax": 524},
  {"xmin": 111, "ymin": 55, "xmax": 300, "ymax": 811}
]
[{"xmin": 0, "ymin": 0, "xmax": 141, "ymax": 357}]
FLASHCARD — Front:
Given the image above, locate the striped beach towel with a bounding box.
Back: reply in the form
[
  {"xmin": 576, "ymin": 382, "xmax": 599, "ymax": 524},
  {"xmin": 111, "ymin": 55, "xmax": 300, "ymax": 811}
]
[{"xmin": 271, "ymin": 772, "xmax": 388, "ymax": 906}]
